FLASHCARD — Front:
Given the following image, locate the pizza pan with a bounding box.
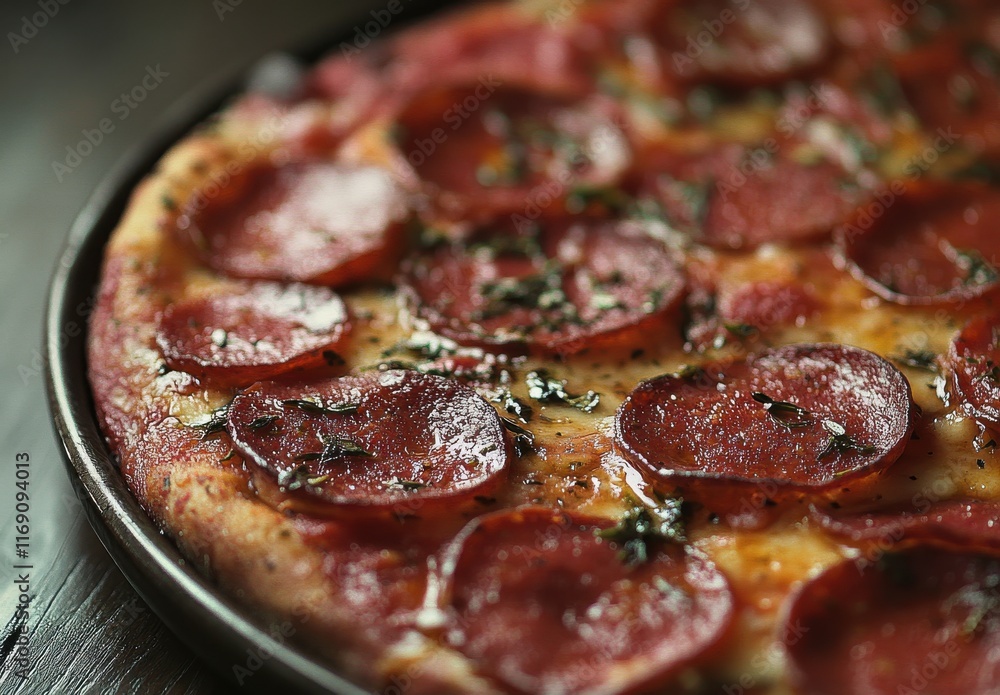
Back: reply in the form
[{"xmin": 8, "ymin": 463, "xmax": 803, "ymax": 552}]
[{"xmin": 43, "ymin": 3, "xmax": 450, "ymax": 692}]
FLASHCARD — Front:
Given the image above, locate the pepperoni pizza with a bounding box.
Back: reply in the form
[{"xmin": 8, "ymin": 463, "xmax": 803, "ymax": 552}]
[{"xmin": 88, "ymin": 0, "xmax": 1000, "ymax": 692}]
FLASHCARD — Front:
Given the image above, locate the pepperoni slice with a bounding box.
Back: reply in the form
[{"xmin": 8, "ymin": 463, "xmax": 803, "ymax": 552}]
[
  {"xmin": 387, "ymin": 3, "xmax": 594, "ymax": 97},
  {"xmin": 176, "ymin": 160, "xmax": 409, "ymax": 287},
  {"xmin": 401, "ymin": 218, "xmax": 685, "ymax": 356},
  {"xmin": 432, "ymin": 507, "xmax": 734, "ymax": 694},
  {"xmin": 226, "ymin": 370, "xmax": 511, "ymax": 511},
  {"xmin": 947, "ymin": 313, "xmax": 1000, "ymax": 425},
  {"xmin": 300, "ymin": 52, "xmax": 392, "ymax": 142},
  {"xmin": 156, "ymin": 282, "xmax": 349, "ymax": 384},
  {"xmin": 395, "ymin": 84, "xmax": 629, "ymax": 221},
  {"xmin": 810, "ymin": 498, "xmax": 1000, "ymax": 555},
  {"xmin": 785, "ymin": 546, "xmax": 1000, "ymax": 695},
  {"xmin": 293, "ymin": 517, "xmax": 432, "ymax": 648},
  {"xmin": 615, "ymin": 344, "xmax": 917, "ymax": 502},
  {"xmin": 823, "ymin": 4, "xmax": 1000, "ymax": 140},
  {"xmin": 633, "ymin": 139, "xmax": 865, "ymax": 250},
  {"xmin": 305, "ymin": 50, "xmax": 383, "ymax": 100},
  {"xmin": 719, "ymin": 280, "xmax": 820, "ymax": 331},
  {"xmin": 682, "ymin": 274, "xmax": 821, "ymax": 352},
  {"xmin": 897, "ymin": 36, "xmax": 1000, "ymax": 157},
  {"xmin": 650, "ymin": 0, "xmax": 830, "ymax": 86},
  {"xmin": 836, "ymin": 181, "xmax": 1000, "ymax": 305},
  {"xmin": 816, "ymin": 0, "xmax": 941, "ymax": 63}
]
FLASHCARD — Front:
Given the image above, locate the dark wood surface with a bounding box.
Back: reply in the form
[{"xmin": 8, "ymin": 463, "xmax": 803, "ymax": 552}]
[{"xmin": 0, "ymin": 2, "xmax": 404, "ymax": 692}]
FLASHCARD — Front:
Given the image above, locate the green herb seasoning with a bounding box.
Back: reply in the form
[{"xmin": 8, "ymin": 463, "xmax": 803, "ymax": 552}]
[
  {"xmin": 404, "ymin": 331, "xmax": 459, "ymax": 359},
  {"xmin": 896, "ymin": 349, "xmax": 939, "ymax": 372},
  {"xmin": 597, "ymin": 498, "xmax": 686, "ymax": 567},
  {"xmin": 276, "ymin": 465, "xmax": 332, "ymax": 491},
  {"xmin": 954, "ymin": 160, "xmax": 1000, "ymax": 185},
  {"xmin": 672, "ymin": 179, "xmax": 713, "ymax": 229},
  {"xmin": 724, "ymin": 322, "xmax": 759, "ymax": 339},
  {"xmin": 500, "ymin": 416, "xmax": 535, "ymax": 453},
  {"xmin": 277, "ymin": 464, "xmax": 311, "ymax": 491},
  {"xmin": 189, "ymin": 402, "xmax": 232, "ymax": 439},
  {"xmin": 977, "ymin": 362, "xmax": 1000, "ymax": 383},
  {"xmin": 818, "ymin": 419, "xmax": 877, "ymax": 460},
  {"xmin": 493, "ymin": 389, "xmax": 534, "ymax": 422},
  {"xmin": 282, "ymin": 399, "xmax": 360, "ymax": 415},
  {"xmin": 565, "ymin": 185, "xmax": 630, "ymax": 214},
  {"xmin": 751, "ymin": 392, "xmax": 813, "ymax": 429},
  {"xmin": 955, "ymin": 248, "xmax": 999, "ymax": 287},
  {"xmin": 384, "ymin": 478, "xmax": 426, "ymax": 492},
  {"xmin": 526, "ymin": 370, "xmax": 600, "ymax": 413},
  {"xmin": 477, "ymin": 262, "xmax": 565, "ymax": 317},
  {"xmin": 677, "ymin": 364, "xmax": 708, "ymax": 381},
  {"xmin": 968, "ymin": 41, "xmax": 1000, "ymax": 79},
  {"xmin": 863, "ymin": 62, "xmax": 910, "ymax": 118},
  {"xmin": 295, "ymin": 435, "xmax": 374, "ymax": 464},
  {"xmin": 247, "ymin": 414, "xmax": 279, "ymax": 431},
  {"xmin": 945, "ymin": 584, "xmax": 1000, "ymax": 636}
]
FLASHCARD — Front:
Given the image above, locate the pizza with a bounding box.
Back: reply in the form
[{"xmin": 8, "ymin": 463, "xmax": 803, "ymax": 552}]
[{"xmin": 87, "ymin": 0, "xmax": 1000, "ymax": 692}]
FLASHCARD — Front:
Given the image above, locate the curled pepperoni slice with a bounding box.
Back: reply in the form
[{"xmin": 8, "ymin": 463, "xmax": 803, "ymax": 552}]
[
  {"xmin": 432, "ymin": 507, "xmax": 734, "ymax": 694},
  {"xmin": 226, "ymin": 370, "xmax": 511, "ymax": 511},
  {"xmin": 810, "ymin": 498, "xmax": 1000, "ymax": 555},
  {"xmin": 387, "ymin": 3, "xmax": 594, "ymax": 96},
  {"xmin": 395, "ymin": 84, "xmax": 629, "ymax": 221},
  {"xmin": 156, "ymin": 282, "xmax": 349, "ymax": 384},
  {"xmin": 305, "ymin": 49, "xmax": 384, "ymax": 100},
  {"xmin": 633, "ymin": 139, "xmax": 865, "ymax": 250},
  {"xmin": 176, "ymin": 160, "xmax": 409, "ymax": 287},
  {"xmin": 300, "ymin": 52, "xmax": 393, "ymax": 141},
  {"xmin": 785, "ymin": 546, "xmax": 1000, "ymax": 695},
  {"xmin": 650, "ymin": 0, "xmax": 830, "ymax": 86},
  {"xmin": 947, "ymin": 313, "xmax": 1000, "ymax": 425},
  {"xmin": 615, "ymin": 344, "xmax": 917, "ymax": 502},
  {"xmin": 401, "ymin": 218, "xmax": 685, "ymax": 355},
  {"xmin": 836, "ymin": 181, "xmax": 1000, "ymax": 305}
]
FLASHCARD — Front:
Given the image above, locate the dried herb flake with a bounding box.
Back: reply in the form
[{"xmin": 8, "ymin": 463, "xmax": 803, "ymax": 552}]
[
  {"xmin": 247, "ymin": 414, "xmax": 279, "ymax": 431},
  {"xmin": 384, "ymin": 478, "xmax": 426, "ymax": 492},
  {"xmin": 190, "ymin": 402, "xmax": 231, "ymax": 439},
  {"xmin": 295, "ymin": 435, "xmax": 374, "ymax": 464},
  {"xmin": 818, "ymin": 419, "xmax": 877, "ymax": 460},
  {"xmin": 597, "ymin": 499, "xmax": 686, "ymax": 567},
  {"xmin": 493, "ymin": 389, "xmax": 534, "ymax": 422},
  {"xmin": 956, "ymin": 248, "xmax": 999, "ymax": 287},
  {"xmin": 752, "ymin": 392, "xmax": 813, "ymax": 429},
  {"xmin": 500, "ymin": 416, "xmax": 535, "ymax": 453},
  {"xmin": 282, "ymin": 398, "xmax": 360, "ymax": 415},
  {"xmin": 896, "ymin": 349, "xmax": 939, "ymax": 372},
  {"xmin": 526, "ymin": 370, "xmax": 600, "ymax": 413}
]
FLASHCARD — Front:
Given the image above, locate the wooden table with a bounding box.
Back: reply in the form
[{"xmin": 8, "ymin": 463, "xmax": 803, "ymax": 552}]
[{"xmin": 0, "ymin": 1, "xmax": 406, "ymax": 691}]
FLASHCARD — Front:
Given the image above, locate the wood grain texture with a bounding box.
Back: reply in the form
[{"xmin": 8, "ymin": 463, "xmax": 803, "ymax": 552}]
[{"xmin": 0, "ymin": 511, "xmax": 226, "ymax": 695}]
